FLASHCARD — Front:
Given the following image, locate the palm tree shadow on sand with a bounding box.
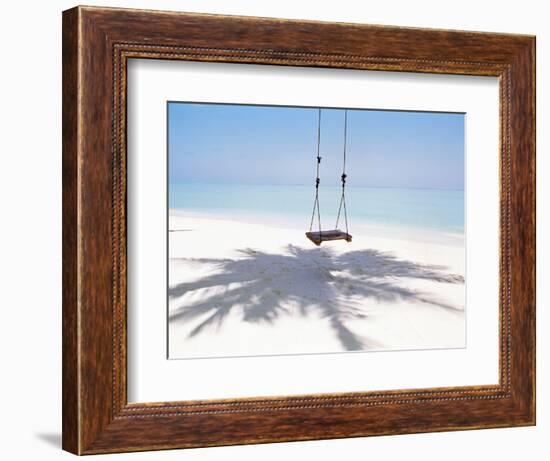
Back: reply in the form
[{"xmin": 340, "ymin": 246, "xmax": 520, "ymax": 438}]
[{"xmin": 168, "ymin": 245, "xmax": 464, "ymax": 352}]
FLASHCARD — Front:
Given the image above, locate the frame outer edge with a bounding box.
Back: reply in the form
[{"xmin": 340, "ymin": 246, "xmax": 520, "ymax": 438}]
[
  {"xmin": 500, "ymin": 37, "xmax": 535, "ymax": 424},
  {"xmin": 62, "ymin": 6, "xmax": 81, "ymax": 455},
  {"xmin": 531, "ymin": 36, "xmax": 537, "ymax": 425}
]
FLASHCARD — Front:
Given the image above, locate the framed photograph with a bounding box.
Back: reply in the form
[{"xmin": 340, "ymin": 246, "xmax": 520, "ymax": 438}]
[{"xmin": 62, "ymin": 6, "xmax": 535, "ymax": 455}]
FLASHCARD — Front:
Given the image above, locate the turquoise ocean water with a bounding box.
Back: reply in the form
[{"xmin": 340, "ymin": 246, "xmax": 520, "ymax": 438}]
[{"xmin": 169, "ymin": 183, "xmax": 464, "ymax": 235}]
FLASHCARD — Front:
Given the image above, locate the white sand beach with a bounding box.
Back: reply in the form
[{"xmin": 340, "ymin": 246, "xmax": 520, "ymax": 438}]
[{"xmin": 168, "ymin": 211, "xmax": 465, "ymax": 359}]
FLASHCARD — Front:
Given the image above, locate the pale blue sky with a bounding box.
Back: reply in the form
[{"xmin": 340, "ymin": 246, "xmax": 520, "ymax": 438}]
[{"xmin": 168, "ymin": 102, "xmax": 464, "ymax": 190}]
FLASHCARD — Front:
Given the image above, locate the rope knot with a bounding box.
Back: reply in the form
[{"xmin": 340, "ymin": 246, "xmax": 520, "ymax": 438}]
[
  {"xmin": 317, "ymin": 155, "xmax": 322, "ymax": 163},
  {"xmin": 341, "ymin": 173, "xmax": 347, "ymax": 184},
  {"xmin": 315, "ymin": 178, "xmax": 320, "ymax": 187}
]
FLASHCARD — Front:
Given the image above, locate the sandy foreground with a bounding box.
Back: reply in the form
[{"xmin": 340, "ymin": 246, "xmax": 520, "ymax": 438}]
[{"xmin": 168, "ymin": 212, "xmax": 465, "ymax": 359}]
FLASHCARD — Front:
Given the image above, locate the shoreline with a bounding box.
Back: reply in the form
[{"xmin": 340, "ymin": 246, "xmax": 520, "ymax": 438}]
[{"xmin": 169, "ymin": 208, "xmax": 464, "ymax": 247}]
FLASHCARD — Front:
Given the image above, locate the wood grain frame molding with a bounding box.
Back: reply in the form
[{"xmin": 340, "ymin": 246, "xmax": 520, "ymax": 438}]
[{"xmin": 62, "ymin": 5, "xmax": 535, "ymax": 454}]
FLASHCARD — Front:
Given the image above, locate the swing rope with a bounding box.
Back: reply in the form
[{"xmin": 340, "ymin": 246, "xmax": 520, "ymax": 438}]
[
  {"xmin": 309, "ymin": 108, "xmax": 322, "ymax": 234},
  {"xmin": 335, "ymin": 109, "xmax": 349, "ymax": 234}
]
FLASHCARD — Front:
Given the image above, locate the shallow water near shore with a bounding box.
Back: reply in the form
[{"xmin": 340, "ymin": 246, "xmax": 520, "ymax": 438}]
[{"xmin": 169, "ymin": 183, "xmax": 464, "ymax": 235}]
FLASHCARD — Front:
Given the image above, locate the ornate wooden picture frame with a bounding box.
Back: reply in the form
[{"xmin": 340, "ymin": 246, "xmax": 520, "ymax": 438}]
[{"xmin": 62, "ymin": 5, "xmax": 535, "ymax": 455}]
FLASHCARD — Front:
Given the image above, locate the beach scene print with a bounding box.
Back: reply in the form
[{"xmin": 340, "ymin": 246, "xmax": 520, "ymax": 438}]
[{"xmin": 168, "ymin": 102, "xmax": 465, "ymax": 359}]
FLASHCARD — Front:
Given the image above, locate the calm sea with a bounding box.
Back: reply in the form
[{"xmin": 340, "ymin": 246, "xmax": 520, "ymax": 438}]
[{"xmin": 169, "ymin": 183, "xmax": 464, "ymax": 235}]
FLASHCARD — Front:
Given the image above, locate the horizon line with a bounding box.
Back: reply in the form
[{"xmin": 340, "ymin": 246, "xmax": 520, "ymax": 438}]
[{"xmin": 169, "ymin": 181, "xmax": 465, "ymax": 192}]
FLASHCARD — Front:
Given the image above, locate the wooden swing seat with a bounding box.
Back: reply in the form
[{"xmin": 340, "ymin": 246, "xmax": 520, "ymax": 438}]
[{"xmin": 305, "ymin": 230, "xmax": 352, "ymax": 246}]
